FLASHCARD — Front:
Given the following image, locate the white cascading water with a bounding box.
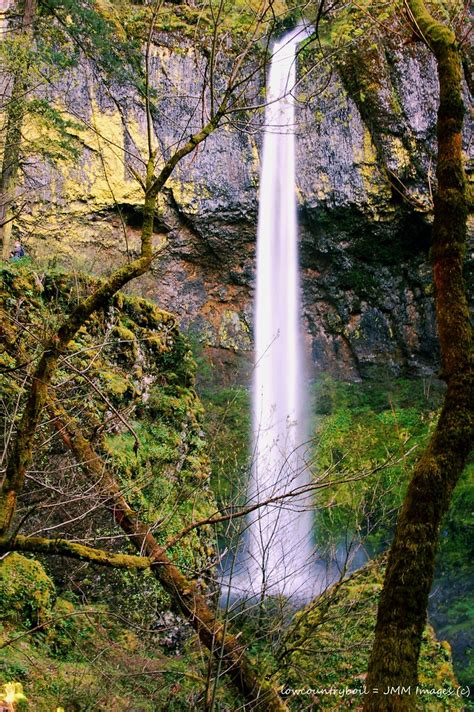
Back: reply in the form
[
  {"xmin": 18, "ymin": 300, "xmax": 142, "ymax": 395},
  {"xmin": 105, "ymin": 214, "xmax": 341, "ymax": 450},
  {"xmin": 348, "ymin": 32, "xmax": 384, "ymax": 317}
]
[{"xmin": 243, "ymin": 26, "xmax": 314, "ymax": 600}]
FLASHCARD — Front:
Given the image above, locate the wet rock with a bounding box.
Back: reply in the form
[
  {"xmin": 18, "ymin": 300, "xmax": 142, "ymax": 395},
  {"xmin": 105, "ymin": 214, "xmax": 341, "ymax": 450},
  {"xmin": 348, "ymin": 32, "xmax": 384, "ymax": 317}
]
[
  {"xmin": 153, "ymin": 610, "xmax": 190, "ymax": 654},
  {"xmin": 17, "ymin": 39, "xmax": 473, "ymax": 382}
]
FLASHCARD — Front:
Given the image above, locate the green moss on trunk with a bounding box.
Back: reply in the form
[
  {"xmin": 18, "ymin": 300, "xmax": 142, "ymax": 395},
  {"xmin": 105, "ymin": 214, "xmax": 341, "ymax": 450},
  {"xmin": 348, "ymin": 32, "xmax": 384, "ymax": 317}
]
[{"xmin": 363, "ymin": 4, "xmax": 473, "ymax": 710}]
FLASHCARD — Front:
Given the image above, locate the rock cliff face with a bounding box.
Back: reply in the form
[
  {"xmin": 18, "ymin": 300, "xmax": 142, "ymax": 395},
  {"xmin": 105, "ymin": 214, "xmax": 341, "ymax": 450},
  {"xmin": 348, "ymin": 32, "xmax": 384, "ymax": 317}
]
[{"xmin": 18, "ymin": 39, "xmax": 473, "ymax": 382}]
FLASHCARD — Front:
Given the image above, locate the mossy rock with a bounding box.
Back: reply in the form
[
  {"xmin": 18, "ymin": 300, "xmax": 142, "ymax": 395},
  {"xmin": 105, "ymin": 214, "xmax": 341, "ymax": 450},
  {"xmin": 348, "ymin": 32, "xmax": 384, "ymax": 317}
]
[
  {"xmin": 0, "ymin": 554, "xmax": 55, "ymax": 626},
  {"xmin": 0, "ymin": 262, "xmax": 215, "ymax": 624},
  {"xmin": 282, "ymin": 558, "xmax": 462, "ymax": 710}
]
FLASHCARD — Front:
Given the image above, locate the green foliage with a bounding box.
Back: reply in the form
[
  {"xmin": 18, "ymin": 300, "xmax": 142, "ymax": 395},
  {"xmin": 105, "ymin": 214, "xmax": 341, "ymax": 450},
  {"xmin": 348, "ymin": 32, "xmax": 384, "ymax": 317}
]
[
  {"xmin": 159, "ymin": 332, "xmax": 196, "ymax": 387},
  {"xmin": 200, "ymin": 385, "xmax": 251, "ymax": 510},
  {"xmin": 438, "ymin": 465, "xmax": 473, "ymax": 576},
  {"xmin": 0, "ymin": 262, "xmax": 215, "ymax": 622},
  {"xmin": 218, "ymin": 558, "xmax": 462, "ymax": 710},
  {"xmin": 108, "ymin": 419, "xmax": 210, "ymax": 560},
  {"xmin": 44, "ymin": 598, "xmax": 78, "ymax": 657},
  {"xmin": 313, "ymin": 375, "xmax": 443, "ymax": 554},
  {"xmin": 432, "ymin": 463, "xmax": 474, "ymax": 692},
  {"xmin": 339, "ymin": 266, "xmax": 378, "ymax": 296},
  {"xmin": 311, "ymin": 0, "xmax": 399, "ymax": 50},
  {"xmin": 0, "ymin": 558, "xmax": 239, "ymax": 710},
  {"xmin": 25, "ymin": 99, "xmax": 82, "ymax": 164},
  {"xmin": 0, "ymin": 262, "xmax": 234, "ymax": 707},
  {"xmin": 312, "ymin": 0, "xmax": 461, "ymax": 48},
  {"xmin": 421, "ymin": 0, "xmax": 468, "ymax": 34},
  {"xmin": 39, "ymin": 0, "xmax": 144, "ymax": 90},
  {"xmin": 311, "ymin": 376, "xmax": 473, "ymax": 692}
]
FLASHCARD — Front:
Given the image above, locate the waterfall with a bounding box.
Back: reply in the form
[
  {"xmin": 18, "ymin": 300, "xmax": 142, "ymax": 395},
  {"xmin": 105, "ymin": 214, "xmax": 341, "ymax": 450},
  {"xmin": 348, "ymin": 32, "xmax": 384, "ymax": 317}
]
[{"xmin": 243, "ymin": 26, "xmax": 314, "ymax": 600}]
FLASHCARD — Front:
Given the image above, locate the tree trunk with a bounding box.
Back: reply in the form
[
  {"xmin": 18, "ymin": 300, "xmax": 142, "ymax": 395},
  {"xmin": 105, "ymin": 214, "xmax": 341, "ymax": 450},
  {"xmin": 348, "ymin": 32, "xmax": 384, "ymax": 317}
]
[
  {"xmin": 0, "ymin": 0, "xmax": 36, "ymax": 259},
  {"xmin": 363, "ymin": 2, "xmax": 473, "ymax": 710}
]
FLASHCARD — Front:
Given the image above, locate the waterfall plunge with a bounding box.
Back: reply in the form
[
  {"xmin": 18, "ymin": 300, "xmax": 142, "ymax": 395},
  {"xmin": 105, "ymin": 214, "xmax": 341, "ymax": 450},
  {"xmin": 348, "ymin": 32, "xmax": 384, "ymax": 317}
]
[
  {"xmin": 244, "ymin": 27, "xmax": 315, "ymax": 601},
  {"xmin": 220, "ymin": 27, "xmax": 358, "ymax": 607}
]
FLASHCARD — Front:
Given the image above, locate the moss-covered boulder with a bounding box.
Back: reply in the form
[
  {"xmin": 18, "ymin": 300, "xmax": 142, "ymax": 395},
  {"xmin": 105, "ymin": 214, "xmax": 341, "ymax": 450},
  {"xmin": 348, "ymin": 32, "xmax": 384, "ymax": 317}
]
[
  {"xmin": 281, "ymin": 558, "xmax": 461, "ymax": 710},
  {"xmin": 0, "ymin": 554, "xmax": 55, "ymax": 627}
]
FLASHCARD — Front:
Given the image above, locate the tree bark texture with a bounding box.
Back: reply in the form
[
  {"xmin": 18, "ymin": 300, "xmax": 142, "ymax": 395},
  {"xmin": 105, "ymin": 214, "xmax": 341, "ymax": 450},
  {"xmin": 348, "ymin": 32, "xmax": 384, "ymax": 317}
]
[{"xmin": 363, "ymin": 2, "xmax": 473, "ymax": 710}]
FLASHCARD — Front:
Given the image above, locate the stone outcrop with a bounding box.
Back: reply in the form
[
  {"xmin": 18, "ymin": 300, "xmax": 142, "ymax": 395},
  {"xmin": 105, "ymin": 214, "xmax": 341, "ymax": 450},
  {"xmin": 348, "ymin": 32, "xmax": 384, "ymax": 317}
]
[{"xmin": 15, "ymin": 40, "xmax": 473, "ymax": 381}]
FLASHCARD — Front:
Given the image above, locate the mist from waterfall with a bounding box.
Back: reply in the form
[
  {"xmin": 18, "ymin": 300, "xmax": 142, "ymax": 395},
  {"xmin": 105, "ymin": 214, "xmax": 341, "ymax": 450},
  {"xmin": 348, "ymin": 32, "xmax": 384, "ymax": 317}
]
[{"xmin": 243, "ymin": 25, "xmax": 315, "ymax": 600}]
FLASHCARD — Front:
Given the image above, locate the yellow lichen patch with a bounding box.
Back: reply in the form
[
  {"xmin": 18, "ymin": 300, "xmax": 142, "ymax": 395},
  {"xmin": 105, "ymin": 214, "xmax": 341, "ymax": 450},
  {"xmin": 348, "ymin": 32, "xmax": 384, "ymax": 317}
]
[
  {"xmin": 250, "ymin": 135, "xmax": 261, "ymax": 174},
  {"xmin": 389, "ymin": 135, "xmax": 412, "ymax": 172},
  {"xmin": 357, "ymin": 128, "xmax": 392, "ymax": 208},
  {"xmin": 255, "ymin": 0, "xmax": 287, "ymax": 13},
  {"xmin": 353, "ymin": 126, "xmax": 372, "ymax": 166},
  {"xmin": 363, "ymin": 126, "xmax": 377, "ymax": 165},
  {"xmin": 99, "ymin": 370, "xmax": 133, "ymax": 397},
  {"xmin": 30, "ymin": 90, "xmax": 148, "ymax": 217},
  {"xmin": 74, "ymin": 99, "xmax": 143, "ymax": 205},
  {"xmin": 218, "ymin": 309, "xmax": 251, "ymax": 351},
  {"xmin": 150, "ymin": 44, "xmax": 174, "ymax": 65},
  {"xmin": 315, "ymin": 171, "xmax": 331, "ymax": 200},
  {"xmin": 119, "ymin": 629, "xmax": 140, "ymax": 653},
  {"xmin": 146, "ymin": 333, "xmax": 167, "ymax": 354},
  {"xmin": 94, "ymin": 0, "xmax": 127, "ymax": 38},
  {"xmin": 166, "ymin": 175, "xmax": 206, "ymax": 213},
  {"xmin": 123, "ymin": 113, "xmax": 152, "ymax": 167},
  {"xmin": 110, "ymin": 323, "xmax": 139, "ymax": 361},
  {"xmin": 21, "ymin": 110, "xmax": 75, "ymax": 165}
]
